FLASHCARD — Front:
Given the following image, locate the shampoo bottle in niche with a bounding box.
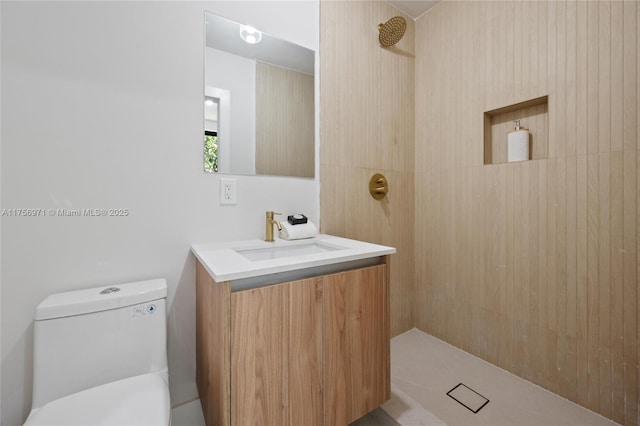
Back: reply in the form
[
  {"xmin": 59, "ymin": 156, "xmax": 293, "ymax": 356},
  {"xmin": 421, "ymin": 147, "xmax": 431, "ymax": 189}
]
[{"xmin": 508, "ymin": 120, "xmax": 529, "ymax": 162}]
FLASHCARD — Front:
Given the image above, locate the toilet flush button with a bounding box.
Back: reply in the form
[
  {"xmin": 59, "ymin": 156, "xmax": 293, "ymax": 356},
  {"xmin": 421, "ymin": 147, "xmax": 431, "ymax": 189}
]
[{"xmin": 131, "ymin": 303, "xmax": 158, "ymax": 318}]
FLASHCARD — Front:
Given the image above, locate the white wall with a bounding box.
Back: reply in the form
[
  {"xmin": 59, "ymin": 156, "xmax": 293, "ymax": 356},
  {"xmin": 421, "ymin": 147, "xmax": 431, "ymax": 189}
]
[
  {"xmin": 204, "ymin": 119, "xmax": 217, "ymax": 132},
  {"xmin": 0, "ymin": 1, "xmax": 319, "ymax": 425},
  {"xmin": 205, "ymin": 47, "xmax": 256, "ymax": 174}
]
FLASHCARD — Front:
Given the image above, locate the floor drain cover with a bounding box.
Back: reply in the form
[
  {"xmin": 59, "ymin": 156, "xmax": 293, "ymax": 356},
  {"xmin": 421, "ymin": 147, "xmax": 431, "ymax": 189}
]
[{"xmin": 446, "ymin": 383, "xmax": 489, "ymax": 413}]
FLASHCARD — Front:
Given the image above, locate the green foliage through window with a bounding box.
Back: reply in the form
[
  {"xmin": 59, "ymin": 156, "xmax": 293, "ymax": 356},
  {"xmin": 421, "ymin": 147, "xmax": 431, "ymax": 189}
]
[{"xmin": 204, "ymin": 134, "xmax": 218, "ymax": 173}]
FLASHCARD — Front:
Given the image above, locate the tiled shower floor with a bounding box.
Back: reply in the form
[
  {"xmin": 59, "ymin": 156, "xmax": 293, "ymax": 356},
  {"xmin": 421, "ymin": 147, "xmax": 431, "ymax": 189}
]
[
  {"xmin": 177, "ymin": 328, "xmax": 619, "ymax": 426},
  {"xmin": 356, "ymin": 328, "xmax": 619, "ymax": 426}
]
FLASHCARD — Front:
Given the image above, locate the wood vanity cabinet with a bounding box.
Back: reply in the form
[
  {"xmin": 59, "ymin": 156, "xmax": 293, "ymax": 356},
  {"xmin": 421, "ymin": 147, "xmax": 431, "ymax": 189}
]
[{"xmin": 195, "ymin": 257, "xmax": 390, "ymax": 426}]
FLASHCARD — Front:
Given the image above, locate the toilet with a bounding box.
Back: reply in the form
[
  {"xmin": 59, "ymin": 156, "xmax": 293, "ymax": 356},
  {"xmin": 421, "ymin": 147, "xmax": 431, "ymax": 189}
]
[{"xmin": 24, "ymin": 279, "xmax": 171, "ymax": 425}]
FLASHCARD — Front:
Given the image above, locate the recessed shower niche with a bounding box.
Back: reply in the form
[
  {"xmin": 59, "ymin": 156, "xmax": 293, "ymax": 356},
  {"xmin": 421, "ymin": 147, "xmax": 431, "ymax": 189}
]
[{"xmin": 483, "ymin": 96, "xmax": 549, "ymax": 165}]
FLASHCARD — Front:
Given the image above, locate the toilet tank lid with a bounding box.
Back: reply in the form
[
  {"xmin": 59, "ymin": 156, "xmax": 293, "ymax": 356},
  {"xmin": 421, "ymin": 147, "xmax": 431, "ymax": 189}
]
[{"xmin": 35, "ymin": 279, "xmax": 167, "ymax": 320}]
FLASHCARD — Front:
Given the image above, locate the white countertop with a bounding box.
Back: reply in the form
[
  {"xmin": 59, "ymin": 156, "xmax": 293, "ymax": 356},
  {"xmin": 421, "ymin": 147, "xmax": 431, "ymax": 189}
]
[{"xmin": 191, "ymin": 234, "xmax": 396, "ymax": 283}]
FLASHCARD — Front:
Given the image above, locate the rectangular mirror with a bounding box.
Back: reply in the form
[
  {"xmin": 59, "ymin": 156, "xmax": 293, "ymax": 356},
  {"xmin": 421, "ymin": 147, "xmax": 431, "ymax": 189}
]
[{"xmin": 204, "ymin": 12, "xmax": 315, "ymax": 178}]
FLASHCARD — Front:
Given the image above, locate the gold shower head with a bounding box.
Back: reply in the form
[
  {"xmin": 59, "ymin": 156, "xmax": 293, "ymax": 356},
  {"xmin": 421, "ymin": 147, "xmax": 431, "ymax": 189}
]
[{"xmin": 378, "ymin": 16, "xmax": 407, "ymax": 47}]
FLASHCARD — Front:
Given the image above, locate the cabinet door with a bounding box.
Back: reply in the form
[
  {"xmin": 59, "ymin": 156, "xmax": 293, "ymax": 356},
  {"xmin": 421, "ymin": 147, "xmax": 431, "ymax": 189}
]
[
  {"xmin": 231, "ymin": 278, "xmax": 323, "ymax": 426},
  {"xmin": 323, "ymin": 264, "xmax": 389, "ymax": 425}
]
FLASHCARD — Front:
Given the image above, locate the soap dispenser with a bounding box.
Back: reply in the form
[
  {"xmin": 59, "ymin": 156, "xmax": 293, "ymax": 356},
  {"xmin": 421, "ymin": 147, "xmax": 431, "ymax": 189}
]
[{"xmin": 507, "ymin": 120, "xmax": 529, "ymax": 162}]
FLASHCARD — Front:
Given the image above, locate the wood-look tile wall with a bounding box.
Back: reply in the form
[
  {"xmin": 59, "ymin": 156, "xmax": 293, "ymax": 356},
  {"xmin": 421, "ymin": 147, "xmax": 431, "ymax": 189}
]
[
  {"xmin": 319, "ymin": 1, "xmax": 415, "ymax": 337},
  {"xmin": 255, "ymin": 61, "xmax": 314, "ymax": 178},
  {"xmin": 414, "ymin": 1, "xmax": 638, "ymax": 424}
]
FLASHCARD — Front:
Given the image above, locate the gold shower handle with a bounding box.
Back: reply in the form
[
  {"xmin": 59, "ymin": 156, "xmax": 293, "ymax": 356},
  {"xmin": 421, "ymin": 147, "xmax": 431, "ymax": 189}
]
[{"xmin": 369, "ymin": 173, "xmax": 388, "ymax": 200}]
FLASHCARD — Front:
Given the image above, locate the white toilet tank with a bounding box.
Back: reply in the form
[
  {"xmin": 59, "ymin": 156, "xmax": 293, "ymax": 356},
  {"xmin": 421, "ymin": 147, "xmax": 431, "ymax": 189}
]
[{"xmin": 31, "ymin": 279, "xmax": 168, "ymax": 410}]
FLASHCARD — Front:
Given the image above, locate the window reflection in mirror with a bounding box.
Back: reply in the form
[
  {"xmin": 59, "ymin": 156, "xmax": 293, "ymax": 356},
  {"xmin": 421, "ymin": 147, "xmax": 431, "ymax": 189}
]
[
  {"xmin": 204, "ymin": 97, "xmax": 219, "ymax": 173},
  {"xmin": 204, "ymin": 12, "xmax": 315, "ymax": 178}
]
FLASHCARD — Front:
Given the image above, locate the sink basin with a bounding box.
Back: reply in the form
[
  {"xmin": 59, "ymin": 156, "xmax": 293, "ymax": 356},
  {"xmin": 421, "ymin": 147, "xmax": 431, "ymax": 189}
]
[
  {"xmin": 191, "ymin": 234, "xmax": 396, "ymax": 288},
  {"xmin": 236, "ymin": 241, "xmax": 342, "ymax": 261}
]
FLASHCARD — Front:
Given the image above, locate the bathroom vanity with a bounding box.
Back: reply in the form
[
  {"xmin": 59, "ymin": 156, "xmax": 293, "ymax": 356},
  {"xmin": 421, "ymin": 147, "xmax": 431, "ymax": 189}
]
[{"xmin": 192, "ymin": 235, "xmax": 395, "ymax": 426}]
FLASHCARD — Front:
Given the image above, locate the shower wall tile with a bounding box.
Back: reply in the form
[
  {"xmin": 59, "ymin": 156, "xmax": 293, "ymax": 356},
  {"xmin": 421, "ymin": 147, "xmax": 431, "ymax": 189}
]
[
  {"xmin": 320, "ymin": 1, "xmax": 414, "ymax": 173},
  {"xmin": 319, "ymin": 1, "xmax": 415, "ymax": 337},
  {"xmin": 319, "ymin": 164, "xmax": 346, "ymax": 235},
  {"xmin": 414, "ymin": 2, "xmax": 639, "ymax": 425}
]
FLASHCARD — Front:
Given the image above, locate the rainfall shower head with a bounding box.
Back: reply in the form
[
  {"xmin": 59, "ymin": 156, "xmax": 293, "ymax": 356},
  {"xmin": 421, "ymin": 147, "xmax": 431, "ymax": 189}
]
[{"xmin": 378, "ymin": 16, "xmax": 407, "ymax": 47}]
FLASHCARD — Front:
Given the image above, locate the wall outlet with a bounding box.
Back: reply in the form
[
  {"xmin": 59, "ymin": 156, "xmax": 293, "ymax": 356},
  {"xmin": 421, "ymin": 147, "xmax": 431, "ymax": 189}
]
[{"xmin": 220, "ymin": 178, "xmax": 237, "ymax": 205}]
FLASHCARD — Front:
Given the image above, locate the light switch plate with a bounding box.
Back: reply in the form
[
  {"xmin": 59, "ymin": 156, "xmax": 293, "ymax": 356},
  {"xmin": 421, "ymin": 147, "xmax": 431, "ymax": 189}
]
[{"xmin": 220, "ymin": 178, "xmax": 237, "ymax": 205}]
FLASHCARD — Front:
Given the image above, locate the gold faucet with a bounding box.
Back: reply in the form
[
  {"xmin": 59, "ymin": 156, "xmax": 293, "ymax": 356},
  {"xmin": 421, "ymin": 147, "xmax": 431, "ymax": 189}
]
[{"xmin": 265, "ymin": 211, "xmax": 282, "ymax": 242}]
